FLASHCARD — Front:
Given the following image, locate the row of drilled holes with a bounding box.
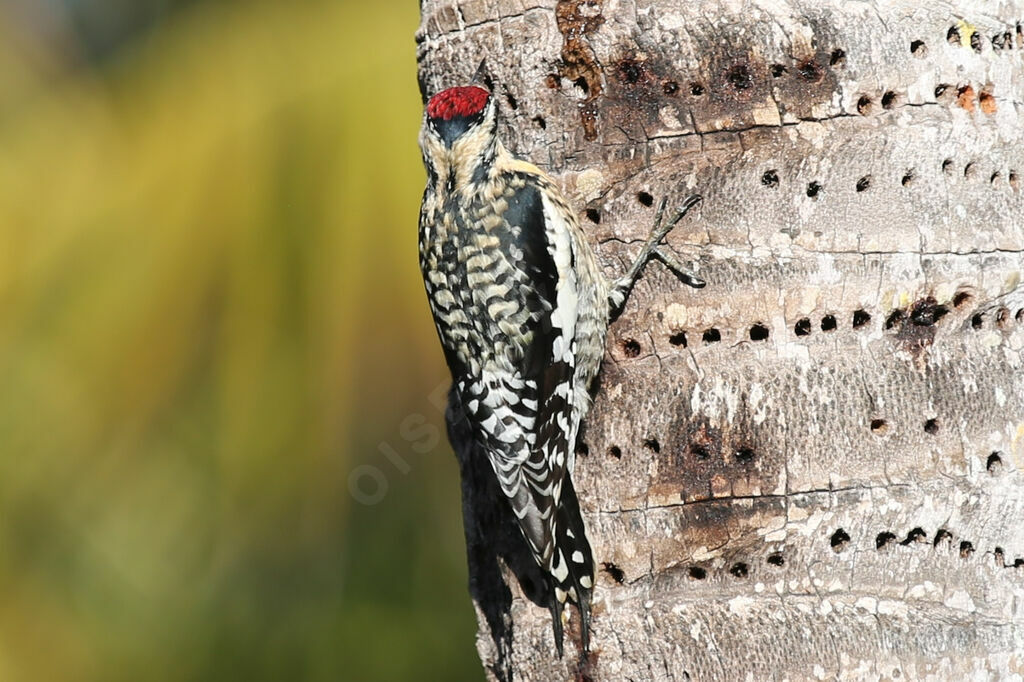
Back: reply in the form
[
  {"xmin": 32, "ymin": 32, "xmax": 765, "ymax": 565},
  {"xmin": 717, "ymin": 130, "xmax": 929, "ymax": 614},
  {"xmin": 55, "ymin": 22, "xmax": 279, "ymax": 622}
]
[
  {"xmin": 658, "ymin": 24, "xmax": 1022, "ymax": 99},
  {"xmin": 551, "ymin": 24, "xmax": 1021, "ymax": 133},
  {"xmin": 831, "ymin": 525, "xmax": 1022, "ymax": 567},
  {"xmin": 656, "ymin": 312, "xmax": 852, "ymax": 351},
  {"xmin": 973, "ymin": 306, "xmax": 1024, "ymax": 330},
  {"xmin": 858, "ymin": 81, "xmax": 1001, "ymax": 117},
  {"xmin": 600, "ymin": 461, "xmax": 1012, "ymax": 584},
  {"xmin": 660, "ymin": 49, "xmax": 848, "ymax": 100},
  {"xmin": 602, "ymin": 438, "xmax": 758, "ymax": 465},
  {"xmin": 946, "ymin": 23, "xmax": 1024, "ymax": 53},
  {"xmin": 945, "ymin": 158, "xmax": 1022, "ymax": 187},
  {"xmin": 604, "ymin": 516, "xmax": 1020, "ymax": 585},
  {"xmin": 869, "ymin": 417, "xmax": 944, "ymax": 436},
  {"xmin": 587, "ymin": 155, "xmax": 1021, "ymax": 222},
  {"xmin": 657, "ymin": 22, "xmax": 1024, "ymax": 100},
  {"xmin": 760, "ymin": 162, "xmax": 1021, "ymax": 199},
  {"xmin": 890, "ymin": 297, "xmax": 1024, "ymax": 332},
  {"xmin": 622, "ymin": 298, "xmax": 1021, "ymax": 355},
  {"xmin": 683, "ymin": 553, "xmax": 784, "ymax": 582},
  {"xmin": 608, "ymin": 435, "xmax": 1004, "ymax": 469},
  {"xmin": 602, "ymin": 550, "xmax": 785, "ymax": 585},
  {"xmin": 656, "ymin": 27, "xmax": 1022, "ymax": 110}
]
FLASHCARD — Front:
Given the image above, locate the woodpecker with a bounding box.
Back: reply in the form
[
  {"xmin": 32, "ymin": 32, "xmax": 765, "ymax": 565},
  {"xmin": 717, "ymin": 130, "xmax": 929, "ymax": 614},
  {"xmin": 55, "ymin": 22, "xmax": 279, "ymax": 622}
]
[{"xmin": 418, "ymin": 84, "xmax": 703, "ymax": 656}]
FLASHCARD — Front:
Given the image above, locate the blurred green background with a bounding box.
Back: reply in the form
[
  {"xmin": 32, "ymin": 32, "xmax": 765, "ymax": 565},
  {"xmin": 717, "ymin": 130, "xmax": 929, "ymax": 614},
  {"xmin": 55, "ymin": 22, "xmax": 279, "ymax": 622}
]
[{"xmin": 0, "ymin": 0, "xmax": 480, "ymax": 680}]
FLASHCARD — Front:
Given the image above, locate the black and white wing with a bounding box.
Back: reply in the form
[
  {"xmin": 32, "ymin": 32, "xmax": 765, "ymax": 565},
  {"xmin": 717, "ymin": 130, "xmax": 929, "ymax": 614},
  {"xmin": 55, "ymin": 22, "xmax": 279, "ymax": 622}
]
[{"xmin": 454, "ymin": 173, "xmax": 595, "ymax": 651}]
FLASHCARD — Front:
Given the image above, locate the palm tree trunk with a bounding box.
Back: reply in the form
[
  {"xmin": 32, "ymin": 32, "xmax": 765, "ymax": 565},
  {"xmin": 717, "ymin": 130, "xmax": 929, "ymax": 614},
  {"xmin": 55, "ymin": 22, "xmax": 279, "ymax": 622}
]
[{"xmin": 418, "ymin": 1, "xmax": 1024, "ymax": 679}]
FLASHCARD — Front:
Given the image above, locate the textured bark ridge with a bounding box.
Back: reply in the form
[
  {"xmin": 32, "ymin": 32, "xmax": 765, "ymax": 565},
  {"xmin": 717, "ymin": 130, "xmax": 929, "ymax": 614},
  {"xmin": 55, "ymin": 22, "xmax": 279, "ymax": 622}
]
[{"xmin": 417, "ymin": 2, "xmax": 1024, "ymax": 679}]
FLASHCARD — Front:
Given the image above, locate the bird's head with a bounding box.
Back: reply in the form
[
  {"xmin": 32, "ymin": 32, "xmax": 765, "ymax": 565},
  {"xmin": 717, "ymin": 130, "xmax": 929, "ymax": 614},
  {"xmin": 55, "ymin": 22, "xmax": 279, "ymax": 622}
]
[
  {"xmin": 422, "ymin": 85, "xmax": 495, "ymax": 148},
  {"xmin": 419, "ymin": 85, "xmax": 500, "ymax": 192}
]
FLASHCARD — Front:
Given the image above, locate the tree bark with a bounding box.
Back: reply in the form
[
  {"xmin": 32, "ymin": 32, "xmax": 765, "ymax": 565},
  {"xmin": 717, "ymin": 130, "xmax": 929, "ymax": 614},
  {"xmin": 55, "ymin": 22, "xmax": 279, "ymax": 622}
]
[{"xmin": 417, "ymin": 1, "xmax": 1024, "ymax": 679}]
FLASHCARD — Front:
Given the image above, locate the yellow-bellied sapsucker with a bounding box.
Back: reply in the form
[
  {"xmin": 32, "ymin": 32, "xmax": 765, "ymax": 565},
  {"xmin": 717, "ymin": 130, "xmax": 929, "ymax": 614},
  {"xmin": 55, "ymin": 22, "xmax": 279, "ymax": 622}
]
[{"xmin": 418, "ymin": 85, "xmax": 703, "ymax": 656}]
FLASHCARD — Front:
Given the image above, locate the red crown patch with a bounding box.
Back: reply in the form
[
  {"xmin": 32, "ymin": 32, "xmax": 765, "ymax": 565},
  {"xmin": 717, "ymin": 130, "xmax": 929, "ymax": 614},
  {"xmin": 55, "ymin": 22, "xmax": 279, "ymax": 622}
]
[{"xmin": 427, "ymin": 86, "xmax": 490, "ymax": 120}]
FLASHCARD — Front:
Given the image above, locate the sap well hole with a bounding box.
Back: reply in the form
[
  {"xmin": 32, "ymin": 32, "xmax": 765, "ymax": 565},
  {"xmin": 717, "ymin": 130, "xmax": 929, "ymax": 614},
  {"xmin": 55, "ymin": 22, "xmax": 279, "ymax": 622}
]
[
  {"xmin": 987, "ymin": 452, "xmax": 1004, "ymax": 473},
  {"xmin": 901, "ymin": 527, "xmax": 927, "ymax": 545},
  {"xmin": 622, "ymin": 339, "xmax": 641, "ymax": 357},
  {"xmin": 830, "ymin": 528, "xmax": 851, "ymax": 552},
  {"xmin": 876, "ymin": 532, "xmax": 897, "ymax": 549},
  {"xmin": 726, "ymin": 64, "xmax": 753, "ymax": 90},
  {"xmin": 690, "ymin": 443, "xmax": 711, "ymax": 461},
  {"xmin": 735, "ymin": 447, "xmax": 756, "ymax": 463},
  {"xmin": 602, "ymin": 562, "xmax": 625, "ymax": 583}
]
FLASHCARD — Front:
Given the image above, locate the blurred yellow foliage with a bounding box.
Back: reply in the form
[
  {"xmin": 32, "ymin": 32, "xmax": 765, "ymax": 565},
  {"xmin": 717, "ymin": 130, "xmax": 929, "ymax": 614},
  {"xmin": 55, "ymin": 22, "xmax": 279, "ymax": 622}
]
[{"xmin": 0, "ymin": 1, "xmax": 476, "ymax": 680}]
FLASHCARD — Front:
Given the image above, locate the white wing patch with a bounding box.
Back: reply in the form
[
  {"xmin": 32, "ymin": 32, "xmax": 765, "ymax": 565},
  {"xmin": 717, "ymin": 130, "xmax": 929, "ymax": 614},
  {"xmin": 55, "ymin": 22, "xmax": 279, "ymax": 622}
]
[
  {"xmin": 540, "ymin": 193, "xmax": 582, "ymax": 490},
  {"xmin": 541, "ymin": 194, "xmax": 579, "ymax": 366}
]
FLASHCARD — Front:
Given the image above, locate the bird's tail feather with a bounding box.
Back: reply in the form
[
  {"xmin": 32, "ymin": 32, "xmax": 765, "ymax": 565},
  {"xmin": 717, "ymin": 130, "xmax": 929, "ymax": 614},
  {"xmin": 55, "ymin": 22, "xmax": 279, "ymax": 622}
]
[{"xmin": 547, "ymin": 477, "xmax": 594, "ymax": 656}]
